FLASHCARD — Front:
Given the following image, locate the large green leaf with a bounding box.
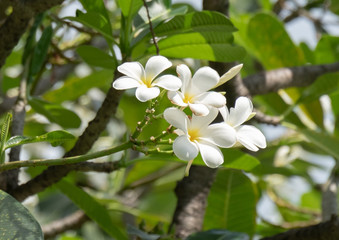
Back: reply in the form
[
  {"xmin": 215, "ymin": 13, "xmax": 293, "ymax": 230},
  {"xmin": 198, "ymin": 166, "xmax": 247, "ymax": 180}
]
[
  {"xmin": 297, "ymin": 73, "xmax": 339, "ymax": 104},
  {"xmin": 5, "ymin": 130, "xmax": 75, "ymax": 149},
  {"xmin": 132, "ymin": 5, "xmax": 188, "ymax": 46},
  {"xmin": 117, "ymin": 0, "xmax": 143, "ymax": 18},
  {"xmin": 56, "ymin": 179, "xmax": 128, "ymax": 240},
  {"xmin": 76, "ymin": 45, "xmax": 116, "ymax": 69},
  {"xmin": 204, "ymin": 169, "xmax": 257, "ymax": 236},
  {"xmin": 0, "ymin": 190, "xmax": 43, "ymax": 240},
  {"xmin": 29, "ymin": 97, "xmax": 81, "ymax": 128},
  {"xmin": 247, "ymin": 12, "xmax": 323, "ymax": 128},
  {"xmin": 134, "ymin": 11, "xmax": 246, "ymax": 61},
  {"xmin": 66, "ymin": 11, "xmax": 115, "ymax": 44},
  {"xmin": 247, "ymin": 12, "xmax": 303, "ymax": 69},
  {"xmin": 78, "ymin": 0, "xmax": 110, "ymax": 24},
  {"xmin": 314, "ymin": 35, "xmax": 339, "ymax": 64},
  {"xmin": 187, "ymin": 229, "xmax": 249, "ymax": 240},
  {"xmin": 43, "ymin": 70, "xmax": 113, "ymax": 103},
  {"xmin": 22, "ymin": 13, "xmax": 44, "ymax": 65},
  {"xmin": 30, "ymin": 26, "xmax": 53, "ymax": 77},
  {"xmin": 300, "ymin": 129, "xmax": 339, "ymax": 160}
]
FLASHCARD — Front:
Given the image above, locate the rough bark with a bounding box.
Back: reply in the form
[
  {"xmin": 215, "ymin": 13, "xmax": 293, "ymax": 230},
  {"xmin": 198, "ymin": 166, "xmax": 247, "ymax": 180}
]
[
  {"xmin": 171, "ymin": 165, "xmax": 217, "ymax": 239},
  {"xmin": 236, "ymin": 62, "xmax": 339, "ymax": 97}
]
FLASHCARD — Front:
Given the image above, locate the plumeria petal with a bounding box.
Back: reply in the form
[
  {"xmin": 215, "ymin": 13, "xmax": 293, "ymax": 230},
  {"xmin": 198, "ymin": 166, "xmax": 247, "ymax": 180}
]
[
  {"xmin": 196, "ymin": 141, "xmax": 224, "ymax": 168},
  {"xmin": 189, "ymin": 66, "xmax": 220, "ymax": 95},
  {"xmin": 167, "ymin": 91, "xmax": 187, "ymax": 107},
  {"xmin": 215, "ymin": 64, "xmax": 243, "ymax": 88},
  {"xmin": 201, "ymin": 123, "xmax": 236, "ymax": 148},
  {"xmin": 219, "ymin": 105, "xmax": 230, "ymax": 123},
  {"xmin": 152, "ymin": 74, "xmax": 182, "ymax": 91},
  {"xmin": 118, "ymin": 62, "xmax": 145, "ymax": 80},
  {"xmin": 174, "ymin": 129, "xmax": 185, "ymax": 136},
  {"xmin": 229, "ymin": 97, "xmax": 253, "ymax": 127},
  {"xmin": 236, "ymin": 125, "xmax": 266, "ymax": 151},
  {"xmin": 112, "ymin": 76, "xmax": 142, "ymax": 90},
  {"xmin": 135, "ymin": 85, "xmax": 160, "ymax": 102},
  {"xmin": 189, "ymin": 103, "xmax": 210, "ymax": 116},
  {"xmin": 190, "ymin": 107, "xmax": 218, "ymax": 129},
  {"xmin": 164, "ymin": 107, "xmax": 188, "ymax": 132},
  {"xmin": 173, "ymin": 135, "xmax": 199, "ymax": 161},
  {"xmin": 176, "ymin": 64, "xmax": 192, "ymax": 93},
  {"xmin": 195, "ymin": 92, "xmax": 226, "ymax": 108},
  {"xmin": 145, "ymin": 56, "xmax": 172, "ymax": 80}
]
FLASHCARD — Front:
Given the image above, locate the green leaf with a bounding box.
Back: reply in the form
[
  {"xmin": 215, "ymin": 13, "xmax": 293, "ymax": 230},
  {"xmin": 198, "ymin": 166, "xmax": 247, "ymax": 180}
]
[
  {"xmin": 66, "ymin": 11, "xmax": 115, "ymax": 44},
  {"xmin": 118, "ymin": 0, "xmax": 143, "ymax": 17},
  {"xmin": 134, "ymin": 11, "xmax": 246, "ymax": 62},
  {"xmin": 300, "ymin": 129, "xmax": 339, "ymax": 159},
  {"xmin": 76, "ymin": 45, "xmax": 116, "ymax": 69},
  {"xmin": 132, "ymin": 5, "xmax": 188, "ymax": 45},
  {"xmin": 22, "ymin": 13, "xmax": 45, "ymax": 65},
  {"xmin": 187, "ymin": 229, "xmax": 249, "ymax": 240},
  {"xmin": 30, "ymin": 26, "xmax": 53, "ymax": 76},
  {"xmin": 29, "ymin": 97, "xmax": 81, "ymax": 128},
  {"xmin": 204, "ymin": 169, "xmax": 257, "ymax": 236},
  {"xmin": 78, "ymin": 0, "xmax": 110, "ymax": 22},
  {"xmin": 297, "ymin": 73, "xmax": 339, "ymax": 104},
  {"xmin": 0, "ymin": 113, "xmax": 12, "ymax": 163},
  {"xmin": 0, "ymin": 190, "xmax": 43, "ymax": 240},
  {"xmin": 247, "ymin": 13, "xmax": 324, "ymax": 128},
  {"xmin": 5, "ymin": 130, "xmax": 75, "ymax": 149},
  {"xmin": 43, "ymin": 70, "xmax": 113, "ymax": 103},
  {"xmin": 56, "ymin": 179, "xmax": 128, "ymax": 240},
  {"xmin": 314, "ymin": 35, "xmax": 339, "ymax": 64},
  {"xmin": 247, "ymin": 12, "xmax": 303, "ymax": 69},
  {"xmin": 221, "ymin": 148, "xmax": 260, "ymax": 171}
]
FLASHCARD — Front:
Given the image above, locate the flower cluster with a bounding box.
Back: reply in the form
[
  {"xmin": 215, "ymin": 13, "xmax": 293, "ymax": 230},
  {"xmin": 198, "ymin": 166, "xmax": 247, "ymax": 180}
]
[{"xmin": 113, "ymin": 56, "xmax": 266, "ymax": 168}]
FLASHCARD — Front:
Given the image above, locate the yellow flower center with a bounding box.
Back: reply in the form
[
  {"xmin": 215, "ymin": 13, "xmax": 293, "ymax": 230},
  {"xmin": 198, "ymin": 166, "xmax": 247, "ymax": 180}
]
[
  {"xmin": 183, "ymin": 93, "xmax": 194, "ymax": 104},
  {"xmin": 142, "ymin": 76, "xmax": 153, "ymax": 88},
  {"xmin": 188, "ymin": 128, "xmax": 200, "ymax": 142}
]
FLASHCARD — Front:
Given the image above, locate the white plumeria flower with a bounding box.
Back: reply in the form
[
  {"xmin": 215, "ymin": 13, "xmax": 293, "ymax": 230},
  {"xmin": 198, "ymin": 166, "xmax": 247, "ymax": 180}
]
[
  {"xmin": 164, "ymin": 107, "xmax": 236, "ymax": 168},
  {"xmin": 113, "ymin": 56, "xmax": 182, "ymax": 102},
  {"xmin": 167, "ymin": 64, "xmax": 243, "ymax": 116},
  {"xmin": 219, "ymin": 97, "xmax": 267, "ymax": 151}
]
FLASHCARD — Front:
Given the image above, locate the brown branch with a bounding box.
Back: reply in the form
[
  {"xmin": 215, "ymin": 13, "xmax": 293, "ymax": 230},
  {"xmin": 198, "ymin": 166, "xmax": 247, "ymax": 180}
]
[
  {"xmin": 142, "ymin": 0, "xmax": 159, "ymax": 55},
  {"xmin": 236, "ymin": 62, "xmax": 339, "ymax": 97},
  {"xmin": 170, "ymin": 165, "xmax": 217, "ymax": 239},
  {"xmin": 0, "ymin": 0, "xmax": 64, "ymax": 69},
  {"xmin": 260, "ymin": 215, "xmax": 339, "ymax": 240},
  {"xmin": 9, "ymin": 81, "xmax": 124, "ymax": 202},
  {"xmin": 4, "ymin": 68, "xmax": 28, "ymax": 191},
  {"xmin": 253, "ymin": 108, "xmax": 281, "ymax": 126},
  {"xmin": 42, "ymin": 210, "xmax": 89, "ymax": 239}
]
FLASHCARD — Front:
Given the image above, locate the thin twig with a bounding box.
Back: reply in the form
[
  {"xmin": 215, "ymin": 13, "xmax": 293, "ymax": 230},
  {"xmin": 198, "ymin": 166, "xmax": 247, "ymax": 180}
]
[
  {"xmin": 142, "ymin": 0, "xmax": 159, "ymax": 55},
  {"xmin": 42, "ymin": 210, "xmax": 89, "ymax": 239}
]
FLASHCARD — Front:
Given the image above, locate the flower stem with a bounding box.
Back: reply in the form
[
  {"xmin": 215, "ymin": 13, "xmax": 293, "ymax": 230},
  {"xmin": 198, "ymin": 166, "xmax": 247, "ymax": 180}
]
[
  {"xmin": 0, "ymin": 141, "xmax": 133, "ymax": 172},
  {"xmin": 184, "ymin": 159, "xmax": 194, "ymax": 177}
]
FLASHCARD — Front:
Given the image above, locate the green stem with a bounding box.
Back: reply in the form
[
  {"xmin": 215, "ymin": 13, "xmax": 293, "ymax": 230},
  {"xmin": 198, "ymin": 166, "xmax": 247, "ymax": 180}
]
[{"xmin": 0, "ymin": 141, "xmax": 133, "ymax": 172}]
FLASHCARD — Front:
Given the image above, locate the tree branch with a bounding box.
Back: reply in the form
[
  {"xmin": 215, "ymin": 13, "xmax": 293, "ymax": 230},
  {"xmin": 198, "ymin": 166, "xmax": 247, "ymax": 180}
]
[
  {"xmin": 170, "ymin": 165, "xmax": 217, "ymax": 239},
  {"xmin": 42, "ymin": 210, "xmax": 89, "ymax": 239},
  {"xmin": 236, "ymin": 62, "xmax": 339, "ymax": 96},
  {"xmin": 0, "ymin": 66, "xmax": 28, "ymax": 192}
]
